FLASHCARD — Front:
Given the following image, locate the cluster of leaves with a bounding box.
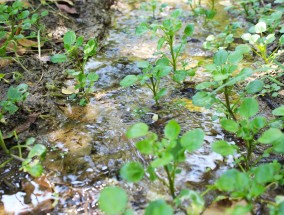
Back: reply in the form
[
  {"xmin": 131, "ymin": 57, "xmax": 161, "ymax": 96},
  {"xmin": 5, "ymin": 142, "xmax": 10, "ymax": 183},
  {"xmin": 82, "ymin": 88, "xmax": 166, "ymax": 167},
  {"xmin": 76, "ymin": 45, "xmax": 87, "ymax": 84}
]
[
  {"xmin": 187, "ymin": 0, "xmax": 216, "ymax": 24},
  {"xmin": 51, "ymin": 31, "xmax": 98, "ymax": 106},
  {"xmin": 0, "ymin": 83, "xmax": 29, "ymax": 124},
  {"xmin": 140, "ymin": 0, "xmax": 167, "ymax": 20},
  {"xmin": 121, "ymin": 10, "xmax": 195, "ymax": 105},
  {"xmin": 203, "ymin": 22, "xmax": 241, "ymax": 51},
  {"xmin": 0, "ymin": 131, "xmax": 46, "ymax": 177},
  {"xmin": 99, "ymin": 120, "xmax": 205, "ymax": 214},
  {"xmin": 0, "ymin": 0, "xmax": 48, "ymax": 56}
]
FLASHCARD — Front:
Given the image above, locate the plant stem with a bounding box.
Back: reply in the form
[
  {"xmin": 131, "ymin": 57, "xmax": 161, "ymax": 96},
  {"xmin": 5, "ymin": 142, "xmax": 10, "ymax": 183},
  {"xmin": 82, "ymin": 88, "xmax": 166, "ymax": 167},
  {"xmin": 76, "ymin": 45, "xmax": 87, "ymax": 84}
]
[
  {"xmin": 150, "ymin": 77, "xmax": 159, "ymax": 106},
  {"xmin": 224, "ymin": 85, "xmax": 236, "ymax": 120},
  {"xmin": 164, "ymin": 165, "xmax": 176, "ymax": 199},
  {"xmin": 169, "ymin": 35, "xmax": 177, "ymax": 73},
  {"xmin": 0, "ymin": 130, "xmax": 9, "ymax": 154},
  {"xmin": 245, "ymin": 140, "xmax": 252, "ymax": 170}
]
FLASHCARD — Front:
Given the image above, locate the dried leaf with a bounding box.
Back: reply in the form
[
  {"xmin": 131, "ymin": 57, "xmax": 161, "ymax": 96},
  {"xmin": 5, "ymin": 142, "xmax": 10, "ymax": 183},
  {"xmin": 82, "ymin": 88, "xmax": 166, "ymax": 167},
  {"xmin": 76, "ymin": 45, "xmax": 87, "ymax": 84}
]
[
  {"xmin": 18, "ymin": 38, "xmax": 44, "ymax": 48},
  {"xmin": 0, "ymin": 58, "xmax": 12, "ymax": 68},
  {"xmin": 57, "ymin": 4, "xmax": 77, "ymax": 14},
  {"xmin": 62, "ymin": 85, "xmax": 79, "ymax": 94}
]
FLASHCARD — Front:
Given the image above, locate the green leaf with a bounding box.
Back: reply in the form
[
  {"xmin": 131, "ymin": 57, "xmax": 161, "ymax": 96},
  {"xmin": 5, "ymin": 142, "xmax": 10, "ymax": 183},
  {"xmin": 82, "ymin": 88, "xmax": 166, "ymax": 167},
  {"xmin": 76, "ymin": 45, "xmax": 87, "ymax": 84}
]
[
  {"xmin": 235, "ymin": 44, "xmax": 251, "ymax": 54},
  {"xmin": 145, "ymin": 200, "xmax": 173, "ymax": 215},
  {"xmin": 126, "ymin": 123, "xmax": 148, "ymax": 138},
  {"xmin": 84, "ymin": 39, "xmax": 97, "ymax": 57},
  {"xmin": 239, "ymin": 98, "xmax": 259, "ymax": 118},
  {"xmin": 192, "ymin": 91, "xmax": 215, "ymax": 108},
  {"xmin": 213, "ymin": 49, "xmax": 228, "ymax": 66},
  {"xmin": 28, "ymin": 144, "xmax": 46, "ymax": 159},
  {"xmin": 212, "ymin": 140, "xmax": 236, "ymax": 156},
  {"xmin": 180, "ymin": 128, "xmax": 204, "ymax": 152},
  {"xmin": 272, "ymin": 106, "xmax": 284, "ymax": 116},
  {"xmin": 137, "ymin": 61, "xmax": 150, "ymax": 68},
  {"xmin": 228, "ymin": 51, "xmax": 243, "ymax": 64},
  {"xmin": 99, "ymin": 186, "xmax": 128, "ymax": 215},
  {"xmin": 157, "ymin": 37, "xmax": 165, "ymax": 50},
  {"xmin": 136, "ymin": 23, "xmax": 149, "ymax": 35},
  {"xmin": 250, "ymin": 116, "xmax": 266, "ymax": 130},
  {"xmin": 272, "ymin": 134, "xmax": 284, "ymax": 153},
  {"xmin": 253, "ymin": 163, "xmax": 275, "ymax": 184},
  {"xmin": 120, "ymin": 75, "xmax": 138, "ymax": 87},
  {"xmin": 151, "ymin": 152, "xmax": 173, "ymax": 168},
  {"xmin": 120, "ymin": 162, "xmax": 144, "ymax": 182},
  {"xmin": 63, "ymin": 31, "xmax": 76, "ymax": 47},
  {"xmin": 23, "ymin": 160, "xmax": 43, "ymax": 178},
  {"xmin": 195, "ymin": 82, "xmax": 214, "ymax": 90},
  {"xmin": 258, "ymin": 128, "xmax": 283, "ymax": 144},
  {"xmin": 136, "ymin": 139, "xmax": 153, "ymax": 154},
  {"xmin": 51, "ymin": 54, "xmax": 67, "ymax": 63},
  {"xmin": 25, "ymin": 137, "xmax": 36, "ymax": 145},
  {"xmin": 220, "ymin": 119, "xmax": 239, "ymax": 133},
  {"xmin": 164, "ymin": 120, "xmax": 180, "ymax": 140},
  {"xmin": 255, "ymin": 22, "xmax": 267, "ymax": 33},
  {"xmin": 279, "ymin": 35, "xmax": 284, "ymax": 46},
  {"xmin": 246, "ymin": 80, "xmax": 264, "ymax": 94},
  {"xmin": 75, "ymin": 36, "xmax": 84, "ymax": 47},
  {"xmin": 155, "ymin": 88, "xmax": 167, "ymax": 100},
  {"xmin": 87, "ymin": 72, "xmax": 99, "ymax": 82},
  {"xmin": 184, "ymin": 23, "xmax": 194, "ymax": 36}
]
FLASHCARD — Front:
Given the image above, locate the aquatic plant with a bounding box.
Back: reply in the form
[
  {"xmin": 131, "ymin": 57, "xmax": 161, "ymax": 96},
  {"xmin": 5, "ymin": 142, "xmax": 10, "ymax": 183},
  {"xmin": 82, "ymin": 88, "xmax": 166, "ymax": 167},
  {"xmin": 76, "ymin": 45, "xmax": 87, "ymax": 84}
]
[
  {"xmin": 136, "ymin": 9, "xmax": 195, "ymax": 83},
  {"xmin": 0, "ymin": 131, "xmax": 46, "ymax": 177},
  {"xmin": 51, "ymin": 31, "xmax": 98, "ymax": 106},
  {"xmin": 0, "ymin": 83, "xmax": 29, "ymax": 124},
  {"xmin": 99, "ymin": 120, "xmax": 205, "ymax": 214}
]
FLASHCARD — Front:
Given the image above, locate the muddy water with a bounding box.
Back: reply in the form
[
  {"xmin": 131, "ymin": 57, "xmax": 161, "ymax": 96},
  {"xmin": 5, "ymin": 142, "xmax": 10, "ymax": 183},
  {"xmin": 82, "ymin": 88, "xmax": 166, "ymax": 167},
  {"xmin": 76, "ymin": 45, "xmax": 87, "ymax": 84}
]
[{"xmin": 1, "ymin": 0, "xmax": 235, "ymax": 214}]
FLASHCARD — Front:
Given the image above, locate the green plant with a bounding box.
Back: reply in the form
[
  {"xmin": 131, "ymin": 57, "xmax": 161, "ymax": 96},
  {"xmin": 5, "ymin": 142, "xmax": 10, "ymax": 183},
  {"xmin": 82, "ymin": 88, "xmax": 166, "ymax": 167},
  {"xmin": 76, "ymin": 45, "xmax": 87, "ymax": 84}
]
[
  {"xmin": 192, "ymin": 47, "xmax": 253, "ymax": 121},
  {"xmin": 98, "ymin": 120, "xmax": 205, "ymax": 214},
  {"xmin": 0, "ymin": 131, "xmax": 46, "ymax": 177},
  {"xmin": 212, "ymin": 103, "xmax": 284, "ymax": 170},
  {"xmin": 0, "ymin": 83, "xmax": 29, "ymax": 123},
  {"xmin": 120, "ymin": 58, "xmax": 171, "ymax": 106},
  {"xmin": 242, "ymin": 21, "xmax": 284, "ymax": 64},
  {"xmin": 269, "ymin": 196, "xmax": 284, "ymax": 215},
  {"xmin": 51, "ymin": 31, "xmax": 98, "ymax": 105},
  {"xmin": 136, "ymin": 9, "xmax": 195, "ymax": 83},
  {"xmin": 203, "ymin": 22, "xmax": 241, "ymax": 51},
  {"xmin": 187, "ymin": 0, "xmax": 216, "ymax": 24},
  {"xmin": 140, "ymin": 0, "xmax": 167, "ymax": 20},
  {"xmin": 0, "ymin": 0, "xmax": 48, "ymax": 56},
  {"xmin": 208, "ymin": 161, "xmax": 284, "ymax": 214}
]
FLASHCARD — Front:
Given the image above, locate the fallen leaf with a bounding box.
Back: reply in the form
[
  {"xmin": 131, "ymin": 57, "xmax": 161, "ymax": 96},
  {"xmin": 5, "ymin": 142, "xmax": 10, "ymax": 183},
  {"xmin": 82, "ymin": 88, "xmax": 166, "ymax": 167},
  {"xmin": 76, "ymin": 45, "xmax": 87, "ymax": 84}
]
[
  {"xmin": 57, "ymin": 3, "xmax": 77, "ymax": 14},
  {"xmin": 279, "ymin": 90, "xmax": 284, "ymax": 96},
  {"xmin": 62, "ymin": 85, "xmax": 79, "ymax": 94},
  {"xmin": 18, "ymin": 38, "xmax": 44, "ymax": 48},
  {"xmin": 0, "ymin": 58, "xmax": 12, "ymax": 68}
]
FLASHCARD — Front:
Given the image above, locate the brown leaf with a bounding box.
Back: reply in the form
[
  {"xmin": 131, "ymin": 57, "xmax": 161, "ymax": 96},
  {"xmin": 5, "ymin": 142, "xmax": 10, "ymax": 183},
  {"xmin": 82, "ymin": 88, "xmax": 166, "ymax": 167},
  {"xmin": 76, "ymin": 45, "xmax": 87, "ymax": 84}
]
[
  {"xmin": 57, "ymin": 3, "xmax": 77, "ymax": 14},
  {"xmin": 0, "ymin": 58, "xmax": 12, "ymax": 68},
  {"xmin": 17, "ymin": 38, "xmax": 44, "ymax": 48}
]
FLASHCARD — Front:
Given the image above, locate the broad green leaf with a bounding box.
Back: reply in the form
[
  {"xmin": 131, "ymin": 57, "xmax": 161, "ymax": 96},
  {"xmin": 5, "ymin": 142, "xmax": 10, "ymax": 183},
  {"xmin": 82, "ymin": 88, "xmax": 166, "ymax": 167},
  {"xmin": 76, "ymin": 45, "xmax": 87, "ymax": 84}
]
[
  {"xmin": 126, "ymin": 123, "xmax": 148, "ymax": 138},
  {"xmin": 171, "ymin": 9, "xmax": 182, "ymax": 18},
  {"xmin": 99, "ymin": 186, "xmax": 128, "ymax": 215},
  {"xmin": 120, "ymin": 75, "xmax": 138, "ymax": 87},
  {"xmin": 75, "ymin": 36, "xmax": 84, "ymax": 47},
  {"xmin": 265, "ymin": 34, "xmax": 275, "ymax": 44},
  {"xmin": 255, "ymin": 22, "xmax": 267, "ymax": 33},
  {"xmin": 280, "ymin": 35, "xmax": 284, "ymax": 45},
  {"xmin": 157, "ymin": 37, "xmax": 165, "ymax": 50},
  {"xmin": 136, "ymin": 139, "xmax": 153, "ymax": 154},
  {"xmin": 272, "ymin": 106, "xmax": 284, "ymax": 116},
  {"xmin": 87, "ymin": 72, "xmax": 99, "ymax": 82},
  {"xmin": 25, "ymin": 137, "xmax": 36, "ymax": 145},
  {"xmin": 220, "ymin": 119, "xmax": 239, "ymax": 133},
  {"xmin": 51, "ymin": 54, "xmax": 67, "ymax": 63},
  {"xmin": 84, "ymin": 39, "xmax": 97, "ymax": 57},
  {"xmin": 253, "ymin": 163, "xmax": 275, "ymax": 184},
  {"xmin": 184, "ymin": 23, "xmax": 194, "ymax": 36},
  {"xmin": 250, "ymin": 116, "xmax": 266, "ymax": 130},
  {"xmin": 213, "ymin": 49, "xmax": 228, "ymax": 66},
  {"xmin": 272, "ymin": 134, "xmax": 284, "ymax": 153},
  {"xmin": 246, "ymin": 80, "xmax": 264, "ymax": 94},
  {"xmin": 228, "ymin": 51, "xmax": 243, "ymax": 64},
  {"xmin": 239, "ymin": 98, "xmax": 259, "ymax": 118},
  {"xmin": 235, "ymin": 44, "xmax": 251, "ymax": 54},
  {"xmin": 22, "ymin": 160, "xmax": 43, "ymax": 178},
  {"xmin": 137, "ymin": 61, "xmax": 150, "ymax": 68},
  {"xmin": 180, "ymin": 128, "xmax": 204, "ymax": 152},
  {"xmin": 145, "ymin": 200, "xmax": 173, "ymax": 215},
  {"xmin": 212, "ymin": 140, "xmax": 236, "ymax": 156},
  {"xmin": 151, "ymin": 152, "xmax": 173, "ymax": 168},
  {"xmin": 63, "ymin": 31, "xmax": 76, "ymax": 47},
  {"xmin": 195, "ymin": 82, "xmax": 214, "ymax": 90},
  {"xmin": 120, "ymin": 162, "xmax": 144, "ymax": 182},
  {"xmin": 28, "ymin": 144, "xmax": 46, "ymax": 159},
  {"xmin": 155, "ymin": 88, "xmax": 167, "ymax": 100},
  {"xmin": 258, "ymin": 128, "xmax": 283, "ymax": 144},
  {"xmin": 136, "ymin": 23, "xmax": 148, "ymax": 35},
  {"xmin": 164, "ymin": 120, "xmax": 180, "ymax": 140},
  {"xmin": 192, "ymin": 91, "xmax": 214, "ymax": 108}
]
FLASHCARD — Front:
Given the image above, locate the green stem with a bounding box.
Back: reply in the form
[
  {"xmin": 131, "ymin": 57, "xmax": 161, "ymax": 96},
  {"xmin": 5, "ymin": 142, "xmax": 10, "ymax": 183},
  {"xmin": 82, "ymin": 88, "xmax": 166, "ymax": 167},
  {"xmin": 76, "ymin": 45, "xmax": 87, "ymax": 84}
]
[
  {"xmin": 164, "ymin": 165, "xmax": 176, "ymax": 199},
  {"xmin": 0, "ymin": 130, "xmax": 9, "ymax": 154},
  {"xmin": 245, "ymin": 140, "xmax": 252, "ymax": 170},
  {"xmin": 150, "ymin": 77, "xmax": 159, "ymax": 106},
  {"xmin": 224, "ymin": 86, "xmax": 236, "ymax": 120},
  {"xmin": 169, "ymin": 35, "xmax": 177, "ymax": 73}
]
